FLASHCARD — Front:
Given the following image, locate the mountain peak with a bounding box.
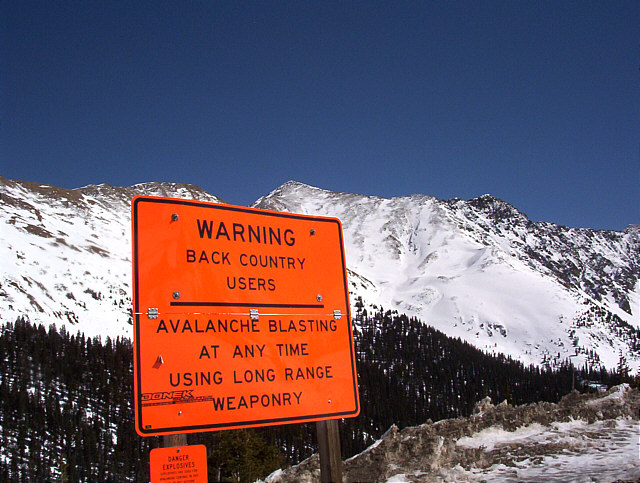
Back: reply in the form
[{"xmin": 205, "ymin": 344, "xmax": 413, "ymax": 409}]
[
  {"xmin": 466, "ymin": 193, "xmax": 530, "ymax": 224},
  {"xmin": 624, "ymin": 224, "xmax": 640, "ymax": 236},
  {"xmin": 273, "ymin": 180, "xmax": 319, "ymax": 194}
]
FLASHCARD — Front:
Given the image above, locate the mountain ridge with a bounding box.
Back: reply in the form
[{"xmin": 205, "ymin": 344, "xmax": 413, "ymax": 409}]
[
  {"xmin": 254, "ymin": 181, "xmax": 639, "ymax": 370},
  {"xmin": 1, "ymin": 175, "xmax": 638, "ymax": 370}
]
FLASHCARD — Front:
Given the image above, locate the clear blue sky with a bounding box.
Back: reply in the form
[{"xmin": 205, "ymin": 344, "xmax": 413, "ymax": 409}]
[{"xmin": 2, "ymin": 1, "xmax": 638, "ymax": 230}]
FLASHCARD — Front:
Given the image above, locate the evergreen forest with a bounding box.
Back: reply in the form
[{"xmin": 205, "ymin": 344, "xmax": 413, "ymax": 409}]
[{"xmin": 0, "ymin": 312, "xmax": 630, "ymax": 482}]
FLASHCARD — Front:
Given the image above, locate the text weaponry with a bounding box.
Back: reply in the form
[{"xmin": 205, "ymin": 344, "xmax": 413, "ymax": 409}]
[{"xmin": 148, "ymin": 312, "xmax": 339, "ymax": 414}]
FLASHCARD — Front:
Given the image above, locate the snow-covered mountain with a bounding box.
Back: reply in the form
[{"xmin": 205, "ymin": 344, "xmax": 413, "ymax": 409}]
[
  {"xmin": 1, "ymin": 176, "xmax": 638, "ymax": 371},
  {"xmin": 254, "ymin": 182, "xmax": 640, "ymax": 371},
  {"xmin": 0, "ymin": 175, "xmax": 223, "ymax": 339}
]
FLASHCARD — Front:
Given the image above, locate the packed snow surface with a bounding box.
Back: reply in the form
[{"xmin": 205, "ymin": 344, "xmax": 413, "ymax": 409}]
[
  {"xmin": 264, "ymin": 385, "xmax": 640, "ymax": 483},
  {"xmin": 449, "ymin": 419, "xmax": 639, "ymax": 482}
]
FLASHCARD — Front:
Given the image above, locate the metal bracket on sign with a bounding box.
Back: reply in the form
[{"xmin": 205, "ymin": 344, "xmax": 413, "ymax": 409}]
[
  {"xmin": 333, "ymin": 310, "xmax": 342, "ymax": 319},
  {"xmin": 250, "ymin": 309, "xmax": 259, "ymax": 320},
  {"xmin": 147, "ymin": 308, "xmax": 159, "ymax": 319}
]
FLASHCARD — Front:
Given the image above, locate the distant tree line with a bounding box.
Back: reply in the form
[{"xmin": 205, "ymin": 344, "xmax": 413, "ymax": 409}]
[{"xmin": 0, "ymin": 314, "xmax": 633, "ymax": 481}]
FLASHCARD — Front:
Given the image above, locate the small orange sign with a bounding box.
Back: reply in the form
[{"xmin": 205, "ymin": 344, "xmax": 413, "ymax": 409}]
[
  {"xmin": 132, "ymin": 196, "xmax": 359, "ymax": 436},
  {"xmin": 150, "ymin": 444, "xmax": 207, "ymax": 483}
]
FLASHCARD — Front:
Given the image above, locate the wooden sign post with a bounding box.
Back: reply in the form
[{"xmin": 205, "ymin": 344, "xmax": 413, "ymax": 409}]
[
  {"xmin": 317, "ymin": 419, "xmax": 342, "ymax": 483},
  {"xmin": 162, "ymin": 434, "xmax": 187, "ymax": 448}
]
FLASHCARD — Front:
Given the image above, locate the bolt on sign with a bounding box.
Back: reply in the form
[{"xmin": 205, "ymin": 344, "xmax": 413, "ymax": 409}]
[
  {"xmin": 150, "ymin": 444, "xmax": 207, "ymax": 482},
  {"xmin": 131, "ymin": 196, "xmax": 360, "ymax": 436}
]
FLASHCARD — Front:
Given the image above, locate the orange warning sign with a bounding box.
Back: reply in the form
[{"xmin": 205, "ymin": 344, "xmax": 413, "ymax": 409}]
[
  {"xmin": 132, "ymin": 196, "xmax": 359, "ymax": 436},
  {"xmin": 150, "ymin": 444, "xmax": 207, "ymax": 483}
]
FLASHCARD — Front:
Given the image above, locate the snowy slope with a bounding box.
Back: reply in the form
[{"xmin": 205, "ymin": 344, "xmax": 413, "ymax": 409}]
[
  {"xmin": 0, "ymin": 175, "xmax": 222, "ymax": 338},
  {"xmin": 254, "ymin": 182, "xmax": 640, "ymax": 371},
  {"xmin": 1, "ymin": 176, "xmax": 638, "ymax": 370}
]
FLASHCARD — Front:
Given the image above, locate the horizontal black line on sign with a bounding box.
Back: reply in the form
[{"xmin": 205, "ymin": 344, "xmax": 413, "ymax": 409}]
[{"xmin": 169, "ymin": 302, "xmax": 325, "ymax": 309}]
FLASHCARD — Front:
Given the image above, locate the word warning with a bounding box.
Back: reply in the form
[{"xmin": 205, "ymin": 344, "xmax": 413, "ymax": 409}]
[
  {"xmin": 150, "ymin": 444, "xmax": 207, "ymax": 483},
  {"xmin": 132, "ymin": 196, "xmax": 359, "ymax": 436}
]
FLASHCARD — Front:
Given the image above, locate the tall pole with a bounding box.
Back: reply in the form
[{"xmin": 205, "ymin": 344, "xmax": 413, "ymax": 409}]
[
  {"xmin": 316, "ymin": 419, "xmax": 342, "ymax": 483},
  {"xmin": 569, "ymin": 352, "xmax": 578, "ymax": 392}
]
